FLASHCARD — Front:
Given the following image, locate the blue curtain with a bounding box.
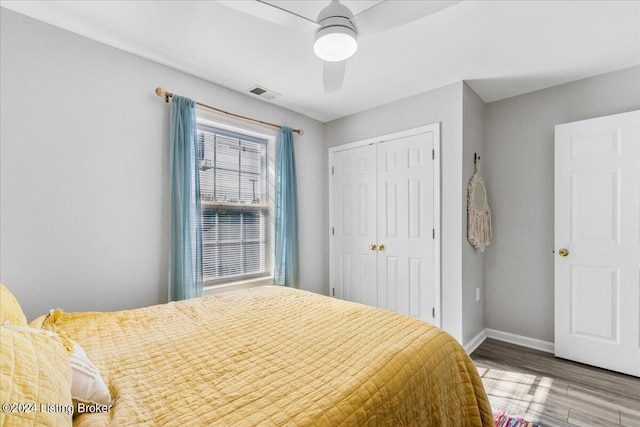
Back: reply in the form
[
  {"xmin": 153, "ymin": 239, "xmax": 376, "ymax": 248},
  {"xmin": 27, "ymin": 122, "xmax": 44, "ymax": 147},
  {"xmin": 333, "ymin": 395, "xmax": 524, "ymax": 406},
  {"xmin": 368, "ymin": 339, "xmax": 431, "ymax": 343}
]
[
  {"xmin": 169, "ymin": 95, "xmax": 203, "ymax": 301},
  {"xmin": 274, "ymin": 127, "xmax": 299, "ymax": 288}
]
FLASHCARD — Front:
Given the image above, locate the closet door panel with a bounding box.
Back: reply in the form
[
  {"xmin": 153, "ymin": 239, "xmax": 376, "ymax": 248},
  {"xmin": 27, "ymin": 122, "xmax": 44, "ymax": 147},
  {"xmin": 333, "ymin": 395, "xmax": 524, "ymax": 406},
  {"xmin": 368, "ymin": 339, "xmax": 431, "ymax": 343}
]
[
  {"xmin": 377, "ymin": 133, "xmax": 435, "ymax": 321},
  {"xmin": 331, "ymin": 145, "xmax": 378, "ymax": 306}
]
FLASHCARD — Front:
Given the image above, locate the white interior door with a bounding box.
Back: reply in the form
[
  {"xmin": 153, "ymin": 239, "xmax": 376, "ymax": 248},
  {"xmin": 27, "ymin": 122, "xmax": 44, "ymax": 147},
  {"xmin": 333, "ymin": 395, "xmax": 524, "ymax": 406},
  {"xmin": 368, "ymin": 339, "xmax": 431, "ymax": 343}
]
[
  {"xmin": 331, "ymin": 144, "xmax": 377, "ymax": 306},
  {"xmin": 554, "ymin": 110, "xmax": 640, "ymax": 377},
  {"xmin": 377, "ymin": 133, "xmax": 435, "ymax": 322}
]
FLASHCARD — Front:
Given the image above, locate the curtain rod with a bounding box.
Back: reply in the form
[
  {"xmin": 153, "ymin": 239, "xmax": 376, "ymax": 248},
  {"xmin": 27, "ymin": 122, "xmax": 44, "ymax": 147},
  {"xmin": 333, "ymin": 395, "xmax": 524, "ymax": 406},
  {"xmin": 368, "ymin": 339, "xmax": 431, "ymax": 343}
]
[{"xmin": 155, "ymin": 87, "xmax": 303, "ymax": 135}]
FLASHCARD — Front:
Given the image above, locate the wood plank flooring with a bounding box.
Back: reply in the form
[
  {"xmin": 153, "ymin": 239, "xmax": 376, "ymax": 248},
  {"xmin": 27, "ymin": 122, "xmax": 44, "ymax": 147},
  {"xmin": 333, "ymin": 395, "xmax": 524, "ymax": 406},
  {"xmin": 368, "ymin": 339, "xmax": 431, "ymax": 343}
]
[{"xmin": 470, "ymin": 339, "xmax": 640, "ymax": 427}]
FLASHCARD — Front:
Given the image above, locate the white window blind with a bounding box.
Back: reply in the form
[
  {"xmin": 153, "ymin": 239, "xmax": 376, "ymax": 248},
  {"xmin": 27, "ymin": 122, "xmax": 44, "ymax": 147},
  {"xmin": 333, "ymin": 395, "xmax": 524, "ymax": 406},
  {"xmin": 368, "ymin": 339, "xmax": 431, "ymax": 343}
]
[{"xmin": 197, "ymin": 125, "xmax": 269, "ymax": 283}]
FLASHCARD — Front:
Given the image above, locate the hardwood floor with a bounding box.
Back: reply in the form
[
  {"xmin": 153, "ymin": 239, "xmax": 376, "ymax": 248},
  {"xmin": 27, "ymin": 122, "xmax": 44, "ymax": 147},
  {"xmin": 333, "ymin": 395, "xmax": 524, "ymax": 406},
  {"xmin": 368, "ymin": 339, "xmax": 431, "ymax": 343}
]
[{"xmin": 470, "ymin": 339, "xmax": 640, "ymax": 427}]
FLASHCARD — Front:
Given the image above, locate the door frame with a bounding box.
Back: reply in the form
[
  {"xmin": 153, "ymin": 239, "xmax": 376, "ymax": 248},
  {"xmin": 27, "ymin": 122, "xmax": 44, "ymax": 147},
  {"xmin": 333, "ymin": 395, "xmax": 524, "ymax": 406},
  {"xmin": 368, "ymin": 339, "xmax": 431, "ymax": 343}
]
[{"xmin": 328, "ymin": 123, "xmax": 441, "ymax": 327}]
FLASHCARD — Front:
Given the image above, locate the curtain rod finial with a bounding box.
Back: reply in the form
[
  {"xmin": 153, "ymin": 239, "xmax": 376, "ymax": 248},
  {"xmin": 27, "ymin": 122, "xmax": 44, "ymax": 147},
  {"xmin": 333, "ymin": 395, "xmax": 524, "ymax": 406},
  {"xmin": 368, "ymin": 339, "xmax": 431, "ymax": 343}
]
[
  {"xmin": 156, "ymin": 87, "xmax": 172, "ymax": 103},
  {"xmin": 296, "ymin": 129, "xmax": 304, "ymax": 135}
]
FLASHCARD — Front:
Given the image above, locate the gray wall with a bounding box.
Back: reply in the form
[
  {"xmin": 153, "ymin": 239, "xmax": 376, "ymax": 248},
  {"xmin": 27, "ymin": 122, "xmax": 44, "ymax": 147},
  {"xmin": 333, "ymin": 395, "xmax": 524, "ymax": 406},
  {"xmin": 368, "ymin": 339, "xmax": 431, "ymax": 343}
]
[
  {"xmin": 326, "ymin": 82, "xmax": 472, "ymax": 343},
  {"xmin": 461, "ymin": 83, "xmax": 486, "ymax": 344},
  {"xmin": 483, "ymin": 66, "xmax": 640, "ymax": 342},
  {"xmin": 0, "ymin": 9, "xmax": 327, "ymax": 320}
]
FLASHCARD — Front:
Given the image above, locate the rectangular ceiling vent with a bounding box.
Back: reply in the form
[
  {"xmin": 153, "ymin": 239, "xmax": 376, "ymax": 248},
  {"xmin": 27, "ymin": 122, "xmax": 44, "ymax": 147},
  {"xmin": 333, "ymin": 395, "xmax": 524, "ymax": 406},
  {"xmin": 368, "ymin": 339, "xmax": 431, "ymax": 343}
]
[{"xmin": 248, "ymin": 85, "xmax": 280, "ymax": 100}]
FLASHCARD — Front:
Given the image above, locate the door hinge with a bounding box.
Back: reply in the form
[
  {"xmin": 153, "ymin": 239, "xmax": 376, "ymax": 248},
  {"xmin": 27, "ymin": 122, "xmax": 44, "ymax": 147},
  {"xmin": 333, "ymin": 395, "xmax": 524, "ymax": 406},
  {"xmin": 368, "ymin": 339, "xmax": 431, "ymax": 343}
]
[
  {"xmin": 332, "ymin": 288, "xmax": 335, "ymax": 297},
  {"xmin": 432, "ymin": 229, "xmax": 435, "ymax": 239},
  {"xmin": 432, "ymin": 149, "xmax": 435, "ymax": 160},
  {"xmin": 331, "ymin": 166, "xmax": 334, "ymax": 175},
  {"xmin": 332, "ymin": 227, "xmax": 335, "ymax": 236},
  {"xmin": 432, "ymin": 307, "xmax": 435, "ymax": 318}
]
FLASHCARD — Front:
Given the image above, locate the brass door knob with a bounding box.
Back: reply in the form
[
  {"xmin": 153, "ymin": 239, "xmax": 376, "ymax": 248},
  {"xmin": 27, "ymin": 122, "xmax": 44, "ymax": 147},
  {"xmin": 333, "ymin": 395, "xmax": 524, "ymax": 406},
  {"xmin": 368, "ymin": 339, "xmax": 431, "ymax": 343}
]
[
  {"xmin": 378, "ymin": 244, "xmax": 385, "ymax": 251},
  {"xmin": 369, "ymin": 244, "xmax": 378, "ymax": 251},
  {"xmin": 558, "ymin": 248, "xmax": 569, "ymax": 257}
]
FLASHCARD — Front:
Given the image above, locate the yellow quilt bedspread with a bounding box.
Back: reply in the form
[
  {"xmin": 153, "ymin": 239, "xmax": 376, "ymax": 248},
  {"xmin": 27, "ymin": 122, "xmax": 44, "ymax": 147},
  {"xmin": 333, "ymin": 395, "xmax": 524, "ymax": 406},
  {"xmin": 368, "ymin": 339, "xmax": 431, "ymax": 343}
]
[{"xmin": 44, "ymin": 286, "xmax": 493, "ymax": 426}]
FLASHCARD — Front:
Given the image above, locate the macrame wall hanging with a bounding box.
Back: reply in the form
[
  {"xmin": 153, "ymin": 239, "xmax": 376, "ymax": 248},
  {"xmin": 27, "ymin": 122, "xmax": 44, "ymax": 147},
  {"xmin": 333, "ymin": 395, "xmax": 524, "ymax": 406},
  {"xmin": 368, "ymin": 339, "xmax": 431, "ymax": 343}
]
[{"xmin": 467, "ymin": 153, "xmax": 492, "ymax": 251}]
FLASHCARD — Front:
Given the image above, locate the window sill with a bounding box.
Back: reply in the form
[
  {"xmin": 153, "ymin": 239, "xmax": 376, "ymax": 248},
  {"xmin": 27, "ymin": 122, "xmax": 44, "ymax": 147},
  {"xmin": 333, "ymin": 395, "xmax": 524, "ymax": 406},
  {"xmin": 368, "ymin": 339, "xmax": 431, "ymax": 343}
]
[{"xmin": 202, "ymin": 276, "xmax": 273, "ymax": 296}]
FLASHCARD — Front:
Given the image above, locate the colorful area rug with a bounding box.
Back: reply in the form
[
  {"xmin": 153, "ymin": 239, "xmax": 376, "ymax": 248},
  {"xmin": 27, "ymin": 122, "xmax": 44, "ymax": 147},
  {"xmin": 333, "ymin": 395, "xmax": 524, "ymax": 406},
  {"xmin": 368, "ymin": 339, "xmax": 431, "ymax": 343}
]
[{"xmin": 494, "ymin": 410, "xmax": 540, "ymax": 427}]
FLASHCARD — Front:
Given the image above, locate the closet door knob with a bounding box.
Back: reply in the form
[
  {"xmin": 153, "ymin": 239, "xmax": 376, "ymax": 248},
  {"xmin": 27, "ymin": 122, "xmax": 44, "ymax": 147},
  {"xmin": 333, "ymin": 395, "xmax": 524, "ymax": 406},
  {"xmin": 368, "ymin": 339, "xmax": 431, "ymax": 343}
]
[
  {"xmin": 369, "ymin": 244, "xmax": 378, "ymax": 251},
  {"xmin": 378, "ymin": 244, "xmax": 385, "ymax": 251},
  {"xmin": 558, "ymin": 248, "xmax": 569, "ymax": 257}
]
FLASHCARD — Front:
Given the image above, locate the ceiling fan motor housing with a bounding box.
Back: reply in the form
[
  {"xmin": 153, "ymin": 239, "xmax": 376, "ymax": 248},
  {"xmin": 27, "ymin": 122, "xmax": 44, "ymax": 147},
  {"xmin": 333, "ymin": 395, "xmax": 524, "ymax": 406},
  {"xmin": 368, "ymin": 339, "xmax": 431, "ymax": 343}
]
[{"xmin": 314, "ymin": 0, "xmax": 358, "ymax": 62}]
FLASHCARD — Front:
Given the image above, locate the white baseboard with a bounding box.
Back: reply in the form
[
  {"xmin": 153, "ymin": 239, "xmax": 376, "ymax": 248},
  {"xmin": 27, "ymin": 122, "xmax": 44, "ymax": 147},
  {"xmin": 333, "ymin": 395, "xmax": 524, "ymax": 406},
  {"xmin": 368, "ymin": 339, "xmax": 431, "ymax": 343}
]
[
  {"xmin": 485, "ymin": 328, "xmax": 555, "ymax": 353},
  {"xmin": 464, "ymin": 329, "xmax": 488, "ymax": 354},
  {"xmin": 464, "ymin": 328, "xmax": 555, "ymax": 354}
]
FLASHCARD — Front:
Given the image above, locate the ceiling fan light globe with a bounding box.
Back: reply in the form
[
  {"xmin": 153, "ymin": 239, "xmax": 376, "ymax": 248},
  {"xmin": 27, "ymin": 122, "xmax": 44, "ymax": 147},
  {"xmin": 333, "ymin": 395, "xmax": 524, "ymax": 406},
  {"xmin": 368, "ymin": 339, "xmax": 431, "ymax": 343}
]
[{"xmin": 314, "ymin": 27, "xmax": 358, "ymax": 62}]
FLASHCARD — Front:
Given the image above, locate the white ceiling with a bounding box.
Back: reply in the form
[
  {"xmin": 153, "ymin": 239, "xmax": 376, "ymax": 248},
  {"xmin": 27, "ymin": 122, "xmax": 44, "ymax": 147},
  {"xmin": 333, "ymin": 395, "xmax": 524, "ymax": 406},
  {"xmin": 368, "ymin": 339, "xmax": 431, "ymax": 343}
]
[{"xmin": 1, "ymin": 0, "xmax": 639, "ymax": 122}]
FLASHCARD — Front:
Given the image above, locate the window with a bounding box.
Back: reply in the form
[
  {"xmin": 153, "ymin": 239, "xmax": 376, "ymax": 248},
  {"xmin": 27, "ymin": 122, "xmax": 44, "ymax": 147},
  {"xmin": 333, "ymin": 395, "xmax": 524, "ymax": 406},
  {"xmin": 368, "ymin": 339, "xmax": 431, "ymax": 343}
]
[{"xmin": 196, "ymin": 122, "xmax": 272, "ymax": 284}]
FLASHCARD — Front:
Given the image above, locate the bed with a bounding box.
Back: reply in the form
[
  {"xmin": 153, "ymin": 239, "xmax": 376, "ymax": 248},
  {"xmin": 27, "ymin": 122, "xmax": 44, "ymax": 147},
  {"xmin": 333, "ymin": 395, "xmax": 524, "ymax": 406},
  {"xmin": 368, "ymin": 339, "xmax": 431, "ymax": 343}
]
[{"xmin": 2, "ymin": 285, "xmax": 493, "ymax": 426}]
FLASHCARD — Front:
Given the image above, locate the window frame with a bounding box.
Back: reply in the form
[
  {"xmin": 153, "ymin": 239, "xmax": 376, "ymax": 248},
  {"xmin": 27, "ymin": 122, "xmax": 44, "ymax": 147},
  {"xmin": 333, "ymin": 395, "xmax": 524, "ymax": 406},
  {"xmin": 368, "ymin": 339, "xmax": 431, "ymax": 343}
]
[{"xmin": 195, "ymin": 110, "xmax": 276, "ymax": 289}]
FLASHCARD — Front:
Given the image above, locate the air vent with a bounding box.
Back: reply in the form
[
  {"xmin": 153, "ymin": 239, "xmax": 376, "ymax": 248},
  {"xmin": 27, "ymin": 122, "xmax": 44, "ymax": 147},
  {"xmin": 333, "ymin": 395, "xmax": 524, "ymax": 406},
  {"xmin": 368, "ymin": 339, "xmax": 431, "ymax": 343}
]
[
  {"xmin": 249, "ymin": 87, "xmax": 266, "ymax": 95},
  {"xmin": 247, "ymin": 85, "xmax": 280, "ymax": 100}
]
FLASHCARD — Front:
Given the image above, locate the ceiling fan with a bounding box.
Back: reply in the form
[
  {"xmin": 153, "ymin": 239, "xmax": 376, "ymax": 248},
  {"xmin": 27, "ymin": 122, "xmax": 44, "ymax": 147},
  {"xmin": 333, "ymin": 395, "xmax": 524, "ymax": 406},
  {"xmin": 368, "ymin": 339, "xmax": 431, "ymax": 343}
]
[
  {"xmin": 219, "ymin": 0, "xmax": 460, "ymax": 93},
  {"xmin": 313, "ymin": 0, "xmax": 358, "ymax": 93}
]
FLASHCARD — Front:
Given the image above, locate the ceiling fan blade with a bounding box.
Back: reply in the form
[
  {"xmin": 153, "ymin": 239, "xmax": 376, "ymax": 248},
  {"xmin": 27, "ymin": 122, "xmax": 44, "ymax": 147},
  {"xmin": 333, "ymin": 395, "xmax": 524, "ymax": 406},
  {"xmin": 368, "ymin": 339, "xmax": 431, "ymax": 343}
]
[
  {"xmin": 217, "ymin": 0, "xmax": 319, "ymax": 32},
  {"xmin": 323, "ymin": 60, "xmax": 346, "ymax": 93},
  {"xmin": 356, "ymin": 0, "xmax": 461, "ymax": 36}
]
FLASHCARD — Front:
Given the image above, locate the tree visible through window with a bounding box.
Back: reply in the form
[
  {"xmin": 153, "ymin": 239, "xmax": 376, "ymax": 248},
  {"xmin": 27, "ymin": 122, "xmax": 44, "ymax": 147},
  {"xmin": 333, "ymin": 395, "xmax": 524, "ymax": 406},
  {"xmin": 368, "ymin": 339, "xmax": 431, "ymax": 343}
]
[{"xmin": 196, "ymin": 124, "xmax": 270, "ymax": 283}]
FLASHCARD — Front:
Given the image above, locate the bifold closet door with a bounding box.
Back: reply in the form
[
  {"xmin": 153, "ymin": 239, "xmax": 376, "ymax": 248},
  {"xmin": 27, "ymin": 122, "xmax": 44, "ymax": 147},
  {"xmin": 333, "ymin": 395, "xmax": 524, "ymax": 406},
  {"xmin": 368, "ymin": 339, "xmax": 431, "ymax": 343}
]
[
  {"xmin": 331, "ymin": 130, "xmax": 437, "ymax": 323},
  {"xmin": 377, "ymin": 133, "xmax": 435, "ymax": 320},
  {"xmin": 331, "ymin": 144, "xmax": 378, "ymax": 306}
]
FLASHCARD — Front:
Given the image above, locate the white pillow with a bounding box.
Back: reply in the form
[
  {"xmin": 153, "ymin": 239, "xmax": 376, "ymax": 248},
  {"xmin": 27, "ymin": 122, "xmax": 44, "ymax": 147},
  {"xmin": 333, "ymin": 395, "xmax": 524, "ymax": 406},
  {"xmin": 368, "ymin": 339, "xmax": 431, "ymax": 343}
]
[
  {"xmin": 3, "ymin": 325, "xmax": 111, "ymax": 406},
  {"xmin": 68, "ymin": 341, "xmax": 111, "ymax": 406}
]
